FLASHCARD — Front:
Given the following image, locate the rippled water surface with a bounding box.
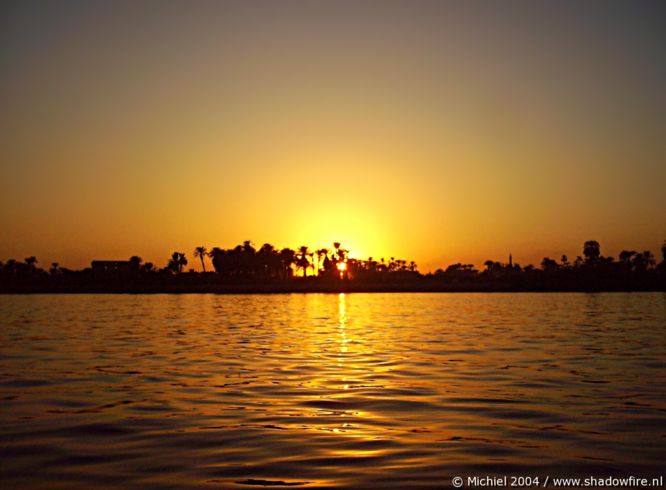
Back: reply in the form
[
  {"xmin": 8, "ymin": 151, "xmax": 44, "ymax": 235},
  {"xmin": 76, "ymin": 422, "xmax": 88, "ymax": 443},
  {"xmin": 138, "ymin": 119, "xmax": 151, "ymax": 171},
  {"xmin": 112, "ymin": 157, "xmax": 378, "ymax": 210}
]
[{"xmin": 1, "ymin": 293, "xmax": 665, "ymax": 489}]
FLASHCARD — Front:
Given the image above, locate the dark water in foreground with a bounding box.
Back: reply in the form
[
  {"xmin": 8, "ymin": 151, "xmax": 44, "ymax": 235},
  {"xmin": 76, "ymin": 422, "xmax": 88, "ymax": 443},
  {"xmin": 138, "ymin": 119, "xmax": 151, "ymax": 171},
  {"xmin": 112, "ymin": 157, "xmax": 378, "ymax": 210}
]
[{"xmin": 1, "ymin": 293, "xmax": 665, "ymax": 489}]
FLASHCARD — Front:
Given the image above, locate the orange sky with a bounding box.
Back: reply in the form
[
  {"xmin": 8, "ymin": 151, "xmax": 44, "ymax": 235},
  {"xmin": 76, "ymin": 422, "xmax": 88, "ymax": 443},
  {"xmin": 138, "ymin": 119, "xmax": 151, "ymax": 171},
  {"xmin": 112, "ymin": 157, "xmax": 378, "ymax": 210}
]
[{"xmin": 1, "ymin": 1, "xmax": 665, "ymax": 272}]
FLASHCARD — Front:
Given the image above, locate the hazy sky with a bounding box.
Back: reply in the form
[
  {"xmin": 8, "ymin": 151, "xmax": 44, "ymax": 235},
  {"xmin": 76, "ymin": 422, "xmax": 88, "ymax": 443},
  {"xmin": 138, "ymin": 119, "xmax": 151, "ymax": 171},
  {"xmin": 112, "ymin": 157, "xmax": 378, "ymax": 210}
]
[{"xmin": 1, "ymin": 0, "xmax": 665, "ymax": 271}]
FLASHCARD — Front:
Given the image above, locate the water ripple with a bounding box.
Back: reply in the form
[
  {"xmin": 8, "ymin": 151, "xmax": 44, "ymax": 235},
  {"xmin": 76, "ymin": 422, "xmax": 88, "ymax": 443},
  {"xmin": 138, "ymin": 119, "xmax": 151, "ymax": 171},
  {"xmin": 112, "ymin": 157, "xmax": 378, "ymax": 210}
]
[{"xmin": 0, "ymin": 292, "xmax": 665, "ymax": 488}]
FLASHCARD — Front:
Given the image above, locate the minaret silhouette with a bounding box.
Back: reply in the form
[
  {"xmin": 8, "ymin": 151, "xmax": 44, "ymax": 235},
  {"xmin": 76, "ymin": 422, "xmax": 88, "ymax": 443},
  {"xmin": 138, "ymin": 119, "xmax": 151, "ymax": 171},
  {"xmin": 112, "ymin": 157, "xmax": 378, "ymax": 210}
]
[{"xmin": 509, "ymin": 253, "xmax": 513, "ymax": 267}]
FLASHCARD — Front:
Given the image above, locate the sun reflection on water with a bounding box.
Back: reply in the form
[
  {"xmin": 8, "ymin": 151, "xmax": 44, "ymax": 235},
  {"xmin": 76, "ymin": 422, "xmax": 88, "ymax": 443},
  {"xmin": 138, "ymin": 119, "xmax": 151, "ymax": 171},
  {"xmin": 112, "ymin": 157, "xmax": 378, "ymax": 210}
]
[{"xmin": 338, "ymin": 293, "xmax": 348, "ymax": 369}]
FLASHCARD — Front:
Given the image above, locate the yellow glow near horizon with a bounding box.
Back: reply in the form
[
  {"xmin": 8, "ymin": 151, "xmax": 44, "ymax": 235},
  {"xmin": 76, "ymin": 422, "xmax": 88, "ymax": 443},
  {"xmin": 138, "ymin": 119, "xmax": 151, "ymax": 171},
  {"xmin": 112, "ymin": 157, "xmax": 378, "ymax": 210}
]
[{"xmin": 1, "ymin": 2, "xmax": 665, "ymax": 272}]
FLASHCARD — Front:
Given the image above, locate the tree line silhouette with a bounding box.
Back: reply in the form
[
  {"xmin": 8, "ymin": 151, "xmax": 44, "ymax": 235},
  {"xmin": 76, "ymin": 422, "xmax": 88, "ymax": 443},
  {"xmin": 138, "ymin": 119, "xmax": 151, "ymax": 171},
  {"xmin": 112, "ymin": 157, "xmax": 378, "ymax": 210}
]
[
  {"xmin": 1, "ymin": 240, "xmax": 665, "ymax": 292},
  {"xmin": 433, "ymin": 240, "xmax": 666, "ymax": 291}
]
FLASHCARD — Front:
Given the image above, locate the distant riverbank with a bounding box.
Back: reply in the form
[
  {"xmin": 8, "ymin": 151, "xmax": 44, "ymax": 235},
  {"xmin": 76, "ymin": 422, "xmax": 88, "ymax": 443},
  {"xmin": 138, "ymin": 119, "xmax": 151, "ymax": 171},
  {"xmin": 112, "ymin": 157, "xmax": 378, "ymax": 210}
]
[{"xmin": 3, "ymin": 239, "xmax": 665, "ymax": 293}]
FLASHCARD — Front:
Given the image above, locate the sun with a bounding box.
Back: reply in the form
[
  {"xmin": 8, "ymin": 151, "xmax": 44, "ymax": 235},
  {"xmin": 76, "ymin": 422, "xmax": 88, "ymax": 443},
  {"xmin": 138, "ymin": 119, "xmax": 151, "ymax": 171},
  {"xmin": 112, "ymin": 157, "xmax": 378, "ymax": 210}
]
[{"xmin": 336, "ymin": 262, "xmax": 347, "ymax": 271}]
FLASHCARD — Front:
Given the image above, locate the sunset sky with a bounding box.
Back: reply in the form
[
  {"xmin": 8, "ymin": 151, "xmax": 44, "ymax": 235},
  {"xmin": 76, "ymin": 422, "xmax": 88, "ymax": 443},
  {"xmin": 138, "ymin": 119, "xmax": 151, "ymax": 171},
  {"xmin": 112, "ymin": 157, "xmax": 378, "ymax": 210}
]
[{"xmin": 1, "ymin": 0, "xmax": 665, "ymax": 272}]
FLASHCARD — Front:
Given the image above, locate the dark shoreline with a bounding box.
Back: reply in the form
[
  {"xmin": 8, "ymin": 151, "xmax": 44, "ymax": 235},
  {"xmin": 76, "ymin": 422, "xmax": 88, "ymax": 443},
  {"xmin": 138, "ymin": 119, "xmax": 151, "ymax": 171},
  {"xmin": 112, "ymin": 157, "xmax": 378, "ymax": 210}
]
[{"xmin": 4, "ymin": 239, "xmax": 665, "ymax": 295}]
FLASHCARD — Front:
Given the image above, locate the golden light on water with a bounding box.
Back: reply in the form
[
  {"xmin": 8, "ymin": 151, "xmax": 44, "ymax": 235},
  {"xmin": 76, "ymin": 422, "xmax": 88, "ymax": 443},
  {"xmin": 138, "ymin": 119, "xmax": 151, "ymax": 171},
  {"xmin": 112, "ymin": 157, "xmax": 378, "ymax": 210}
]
[
  {"xmin": 2, "ymin": 291, "xmax": 665, "ymax": 486},
  {"xmin": 338, "ymin": 292, "xmax": 348, "ymax": 367}
]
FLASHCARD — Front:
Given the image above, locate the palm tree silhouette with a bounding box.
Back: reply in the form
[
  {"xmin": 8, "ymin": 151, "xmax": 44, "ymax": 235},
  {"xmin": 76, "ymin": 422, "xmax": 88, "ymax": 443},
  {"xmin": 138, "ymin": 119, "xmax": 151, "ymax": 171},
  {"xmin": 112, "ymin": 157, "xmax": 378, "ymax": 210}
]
[
  {"xmin": 619, "ymin": 250, "xmax": 636, "ymax": 267},
  {"xmin": 583, "ymin": 240, "xmax": 601, "ymax": 263},
  {"xmin": 560, "ymin": 255, "xmax": 570, "ymax": 269},
  {"xmin": 316, "ymin": 248, "xmax": 328, "ymax": 276},
  {"xmin": 24, "ymin": 256, "xmax": 37, "ymax": 272},
  {"xmin": 168, "ymin": 252, "xmax": 188, "ymax": 273},
  {"xmin": 194, "ymin": 246, "xmax": 208, "ymax": 272},
  {"xmin": 308, "ymin": 251, "xmax": 315, "ymax": 276},
  {"xmin": 297, "ymin": 246, "xmax": 310, "ymax": 277},
  {"xmin": 332, "ymin": 242, "xmax": 341, "ymax": 264},
  {"xmin": 208, "ymin": 247, "xmax": 223, "ymax": 274},
  {"xmin": 279, "ymin": 248, "xmax": 296, "ymax": 279}
]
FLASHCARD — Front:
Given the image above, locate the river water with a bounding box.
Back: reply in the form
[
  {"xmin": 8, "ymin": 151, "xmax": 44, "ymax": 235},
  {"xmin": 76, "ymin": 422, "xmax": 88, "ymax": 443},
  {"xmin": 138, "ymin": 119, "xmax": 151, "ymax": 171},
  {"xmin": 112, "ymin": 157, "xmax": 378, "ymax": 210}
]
[{"xmin": 1, "ymin": 293, "xmax": 665, "ymax": 489}]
